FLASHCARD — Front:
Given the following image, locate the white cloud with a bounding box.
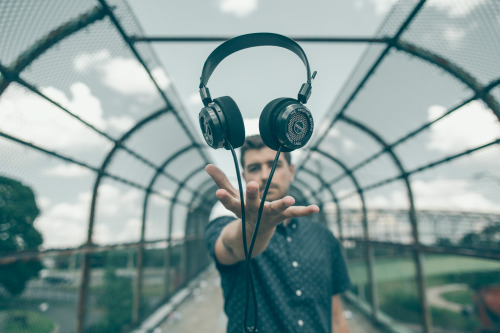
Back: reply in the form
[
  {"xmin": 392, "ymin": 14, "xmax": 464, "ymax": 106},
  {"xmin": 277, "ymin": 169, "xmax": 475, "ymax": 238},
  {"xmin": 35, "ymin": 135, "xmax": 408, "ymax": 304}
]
[
  {"xmin": 366, "ymin": 178, "xmax": 500, "ymax": 213},
  {"xmin": 74, "ymin": 49, "xmax": 170, "ymax": 97},
  {"xmin": 355, "ymin": 0, "xmax": 485, "ymax": 17},
  {"xmin": 0, "ymin": 83, "xmax": 109, "ymax": 151},
  {"xmin": 35, "ymin": 184, "xmax": 143, "ymax": 248},
  {"xmin": 74, "ymin": 49, "xmax": 109, "ymax": 72},
  {"xmin": 218, "ymin": 0, "xmax": 258, "ymax": 17},
  {"xmin": 96, "ymin": 183, "xmax": 142, "ymax": 217},
  {"xmin": 367, "ymin": 193, "xmax": 396, "ymax": 208},
  {"xmin": 427, "ymin": 101, "xmax": 500, "ymax": 153},
  {"xmin": 370, "ymin": 0, "xmax": 398, "ymax": 15},
  {"xmin": 353, "ymin": 0, "xmax": 398, "ymax": 15},
  {"xmin": 107, "ymin": 115, "xmax": 135, "ymax": 132},
  {"xmin": 322, "ymin": 127, "xmax": 357, "ymax": 153},
  {"xmin": 443, "ymin": 26, "xmax": 466, "ymax": 48},
  {"xmin": 35, "ymin": 192, "xmax": 90, "ymax": 248},
  {"xmin": 413, "ymin": 178, "xmax": 500, "ymax": 212},
  {"xmin": 337, "ymin": 188, "xmax": 363, "ymax": 209},
  {"xmin": 94, "ymin": 218, "xmax": 141, "ymax": 244},
  {"xmin": 42, "ymin": 164, "xmax": 90, "ymax": 178},
  {"xmin": 326, "ymin": 127, "xmax": 341, "ymax": 138},
  {"xmin": 36, "ymin": 196, "xmax": 52, "ymax": 211},
  {"xmin": 342, "ymin": 137, "xmax": 357, "ymax": 152},
  {"xmin": 427, "ymin": 0, "xmax": 486, "ymax": 17},
  {"xmin": 152, "ymin": 67, "xmax": 170, "ymax": 90},
  {"xmin": 43, "ymin": 82, "xmax": 107, "ymax": 130},
  {"xmin": 151, "ymin": 189, "xmax": 174, "ymax": 204}
]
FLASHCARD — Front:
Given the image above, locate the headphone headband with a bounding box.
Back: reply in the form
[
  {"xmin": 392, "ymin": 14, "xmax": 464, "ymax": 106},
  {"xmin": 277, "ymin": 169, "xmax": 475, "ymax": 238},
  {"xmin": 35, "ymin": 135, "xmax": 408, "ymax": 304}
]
[{"xmin": 199, "ymin": 32, "xmax": 313, "ymax": 105}]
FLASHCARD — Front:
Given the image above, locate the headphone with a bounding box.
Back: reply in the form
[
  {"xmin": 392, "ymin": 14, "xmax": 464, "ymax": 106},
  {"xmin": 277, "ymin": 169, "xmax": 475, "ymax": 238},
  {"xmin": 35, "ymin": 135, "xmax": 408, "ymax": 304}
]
[{"xmin": 198, "ymin": 32, "xmax": 316, "ymax": 152}]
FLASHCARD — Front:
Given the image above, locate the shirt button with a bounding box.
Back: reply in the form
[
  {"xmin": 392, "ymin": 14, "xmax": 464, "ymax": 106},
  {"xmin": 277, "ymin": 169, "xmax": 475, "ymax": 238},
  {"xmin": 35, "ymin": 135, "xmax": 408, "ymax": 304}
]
[
  {"xmin": 286, "ymin": 236, "xmax": 292, "ymax": 242},
  {"xmin": 292, "ymin": 224, "xmax": 297, "ymax": 229},
  {"xmin": 298, "ymin": 319, "xmax": 304, "ymax": 327},
  {"xmin": 296, "ymin": 289, "xmax": 302, "ymax": 297},
  {"xmin": 292, "ymin": 261, "xmax": 299, "ymax": 268}
]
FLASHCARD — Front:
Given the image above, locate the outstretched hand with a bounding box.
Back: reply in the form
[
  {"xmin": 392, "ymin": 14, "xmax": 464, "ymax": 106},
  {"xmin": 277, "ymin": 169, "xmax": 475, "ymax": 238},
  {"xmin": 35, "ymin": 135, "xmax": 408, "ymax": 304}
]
[{"xmin": 205, "ymin": 164, "xmax": 319, "ymax": 232}]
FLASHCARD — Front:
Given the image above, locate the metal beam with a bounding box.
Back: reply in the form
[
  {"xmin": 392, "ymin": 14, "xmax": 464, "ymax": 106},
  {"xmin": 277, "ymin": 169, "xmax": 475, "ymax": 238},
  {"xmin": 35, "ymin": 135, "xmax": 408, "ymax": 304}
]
[
  {"xmin": 340, "ymin": 115, "xmax": 431, "ymax": 333},
  {"xmin": 393, "ymin": 40, "xmax": 500, "ymax": 122},
  {"xmin": 0, "ymin": 6, "xmax": 106, "ymax": 95},
  {"xmin": 130, "ymin": 36, "xmax": 391, "ymax": 44},
  {"xmin": 97, "ymin": 0, "xmax": 211, "ymax": 165},
  {"xmin": 309, "ymin": 148, "xmax": 379, "ymax": 322},
  {"xmin": 297, "ymin": 0, "xmax": 428, "ymax": 173}
]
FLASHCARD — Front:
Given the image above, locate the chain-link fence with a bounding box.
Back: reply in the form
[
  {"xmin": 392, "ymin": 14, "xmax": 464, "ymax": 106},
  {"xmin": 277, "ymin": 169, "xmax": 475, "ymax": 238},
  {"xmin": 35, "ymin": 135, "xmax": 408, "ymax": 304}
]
[{"xmin": 1, "ymin": 0, "xmax": 499, "ymax": 332}]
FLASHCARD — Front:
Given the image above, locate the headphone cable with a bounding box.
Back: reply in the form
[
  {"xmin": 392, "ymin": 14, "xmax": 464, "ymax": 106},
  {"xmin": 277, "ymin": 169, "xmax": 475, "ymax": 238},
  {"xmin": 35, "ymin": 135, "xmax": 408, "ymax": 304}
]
[
  {"xmin": 228, "ymin": 143, "xmax": 284, "ymax": 332},
  {"xmin": 244, "ymin": 144, "xmax": 284, "ymax": 333},
  {"xmin": 227, "ymin": 143, "xmax": 258, "ymax": 332}
]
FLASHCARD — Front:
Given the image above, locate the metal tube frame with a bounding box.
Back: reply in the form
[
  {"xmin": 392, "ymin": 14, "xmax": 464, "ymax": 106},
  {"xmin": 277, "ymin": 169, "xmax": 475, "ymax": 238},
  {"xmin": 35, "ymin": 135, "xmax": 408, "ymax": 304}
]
[
  {"xmin": 309, "ymin": 148, "xmax": 379, "ymax": 322},
  {"xmin": 1, "ymin": 0, "xmax": 499, "ymax": 332}
]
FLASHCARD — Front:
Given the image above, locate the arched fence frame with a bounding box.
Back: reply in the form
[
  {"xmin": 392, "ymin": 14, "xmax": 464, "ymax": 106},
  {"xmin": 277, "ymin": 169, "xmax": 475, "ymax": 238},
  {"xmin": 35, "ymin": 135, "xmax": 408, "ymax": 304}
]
[{"xmin": 1, "ymin": 1, "xmax": 499, "ymax": 332}]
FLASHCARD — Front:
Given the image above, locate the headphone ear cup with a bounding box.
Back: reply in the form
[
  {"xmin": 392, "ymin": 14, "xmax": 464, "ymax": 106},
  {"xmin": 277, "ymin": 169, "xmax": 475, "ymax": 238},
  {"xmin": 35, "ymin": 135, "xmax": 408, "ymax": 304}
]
[
  {"xmin": 260, "ymin": 97, "xmax": 314, "ymax": 152},
  {"xmin": 259, "ymin": 98, "xmax": 295, "ymax": 151},
  {"xmin": 213, "ymin": 96, "xmax": 245, "ymax": 149}
]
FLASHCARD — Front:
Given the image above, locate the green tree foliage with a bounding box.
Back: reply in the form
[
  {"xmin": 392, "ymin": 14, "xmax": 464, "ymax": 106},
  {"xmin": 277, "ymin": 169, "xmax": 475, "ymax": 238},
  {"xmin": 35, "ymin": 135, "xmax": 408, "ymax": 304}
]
[
  {"xmin": 95, "ymin": 266, "xmax": 133, "ymax": 332},
  {"xmin": 0, "ymin": 175, "xmax": 43, "ymax": 296},
  {"xmin": 460, "ymin": 224, "xmax": 500, "ymax": 250}
]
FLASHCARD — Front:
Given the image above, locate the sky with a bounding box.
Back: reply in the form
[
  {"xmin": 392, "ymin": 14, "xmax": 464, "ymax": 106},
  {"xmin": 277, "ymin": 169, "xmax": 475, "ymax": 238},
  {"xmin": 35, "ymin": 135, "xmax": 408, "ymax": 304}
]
[
  {"xmin": 125, "ymin": 0, "xmax": 500, "ymax": 212},
  {"xmin": 0, "ymin": 0, "xmax": 395, "ymax": 248},
  {"xmin": 1, "ymin": 0, "xmax": 499, "ymax": 248},
  {"xmin": 125, "ymin": 0, "xmax": 395, "ymax": 174}
]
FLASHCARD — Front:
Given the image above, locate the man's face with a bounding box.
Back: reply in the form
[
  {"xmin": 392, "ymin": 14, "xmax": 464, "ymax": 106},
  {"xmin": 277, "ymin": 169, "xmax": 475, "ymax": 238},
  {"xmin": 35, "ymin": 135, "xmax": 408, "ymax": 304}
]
[{"xmin": 242, "ymin": 147, "xmax": 294, "ymax": 202}]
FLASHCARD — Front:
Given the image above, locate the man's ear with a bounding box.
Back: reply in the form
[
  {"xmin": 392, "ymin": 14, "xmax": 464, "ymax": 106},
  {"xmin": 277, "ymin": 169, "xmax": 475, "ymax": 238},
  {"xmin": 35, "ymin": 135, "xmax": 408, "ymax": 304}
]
[{"xmin": 289, "ymin": 163, "xmax": 295, "ymax": 182}]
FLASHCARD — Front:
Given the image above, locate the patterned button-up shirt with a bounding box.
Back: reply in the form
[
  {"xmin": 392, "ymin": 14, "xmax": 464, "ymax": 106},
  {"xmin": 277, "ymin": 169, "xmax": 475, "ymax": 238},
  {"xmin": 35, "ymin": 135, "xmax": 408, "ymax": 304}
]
[{"xmin": 205, "ymin": 215, "xmax": 351, "ymax": 333}]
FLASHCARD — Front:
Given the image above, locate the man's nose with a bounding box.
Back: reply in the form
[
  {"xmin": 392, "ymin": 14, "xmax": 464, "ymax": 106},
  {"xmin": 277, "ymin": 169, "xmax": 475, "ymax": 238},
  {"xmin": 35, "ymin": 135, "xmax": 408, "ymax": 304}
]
[{"xmin": 260, "ymin": 165, "xmax": 271, "ymax": 181}]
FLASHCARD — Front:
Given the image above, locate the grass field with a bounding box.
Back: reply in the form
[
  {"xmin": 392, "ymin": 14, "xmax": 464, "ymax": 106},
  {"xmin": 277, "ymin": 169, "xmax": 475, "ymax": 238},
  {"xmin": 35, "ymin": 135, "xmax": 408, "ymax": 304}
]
[
  {"xmin": 346, "ymin": 254, "xmax": 498, "ymax": 332},
  {"xmin": 347, "ymin": 254, "xmax": 500, "ymax": 284},
  {"xmin": 0, "ymin": 310, "xmax": 55, "ymax": 333},
  {"xmin": 441, "ymin": 289, "xmax": 473, "ymax": 305}
]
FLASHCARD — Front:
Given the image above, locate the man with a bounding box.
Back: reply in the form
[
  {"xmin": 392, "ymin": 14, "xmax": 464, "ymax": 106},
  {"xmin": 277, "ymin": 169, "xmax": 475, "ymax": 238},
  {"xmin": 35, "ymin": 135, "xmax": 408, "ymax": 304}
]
[{"xmin": 205, "ymin": 135, "xmax": 351, "ymax": 333}]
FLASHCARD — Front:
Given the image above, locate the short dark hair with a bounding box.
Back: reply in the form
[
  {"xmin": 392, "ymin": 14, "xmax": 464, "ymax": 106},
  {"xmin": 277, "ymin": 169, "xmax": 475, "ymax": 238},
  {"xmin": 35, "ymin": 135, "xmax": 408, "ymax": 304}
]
[{"xmin": 239, "ymin": 135, "xmax": 291, "ymax": 168}]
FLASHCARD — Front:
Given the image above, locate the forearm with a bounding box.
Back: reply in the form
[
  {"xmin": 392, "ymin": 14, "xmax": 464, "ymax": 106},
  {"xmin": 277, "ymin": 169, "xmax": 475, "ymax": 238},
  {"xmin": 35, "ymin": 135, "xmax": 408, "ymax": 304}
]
[
  {"xmin": 218, "ymin": 218, "xmax": 275, "ymax": 264},
  {"xmin": 332, "ymin": 295, "xmax": 350, "ymax": 333},
  {"xmin": 332, "ymin": 318, "xmax": 349, "ymax": 333}
]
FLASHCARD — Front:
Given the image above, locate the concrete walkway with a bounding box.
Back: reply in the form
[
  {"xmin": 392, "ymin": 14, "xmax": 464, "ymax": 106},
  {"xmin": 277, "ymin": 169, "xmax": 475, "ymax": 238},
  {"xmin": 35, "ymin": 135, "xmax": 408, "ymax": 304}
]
[
  {"xmin": 426, "ymin": 283, "xmax": 469, "ymax": 313},
  {"xmin": 156, "ymin": 265, "xmax": 382, "ymax": 333}
]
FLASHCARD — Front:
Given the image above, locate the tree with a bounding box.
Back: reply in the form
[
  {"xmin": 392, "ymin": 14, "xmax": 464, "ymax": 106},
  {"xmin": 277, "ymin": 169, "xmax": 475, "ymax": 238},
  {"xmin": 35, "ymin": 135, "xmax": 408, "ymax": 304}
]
[
  {"xmin": 95, "ymin": 267, "xmax": 133, "ymax": 332},
  {"xmin": 460, "ymin": 224, "xmax": 500, "ymax": 250},
  {"xmin": 0, "ymin": 175, "xmax": 44, "ymax": 296}
]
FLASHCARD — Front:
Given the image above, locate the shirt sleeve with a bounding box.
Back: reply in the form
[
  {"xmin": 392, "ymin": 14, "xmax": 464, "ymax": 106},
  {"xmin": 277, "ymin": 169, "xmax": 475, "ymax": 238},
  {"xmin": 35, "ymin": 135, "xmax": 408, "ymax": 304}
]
[
  {"xmin": 330, "ymin": 234, "xmax": 352, "ymax": 295},
  {"xmin": 204, "ymin": 215, "xmax": 241, "ymax": 272}
]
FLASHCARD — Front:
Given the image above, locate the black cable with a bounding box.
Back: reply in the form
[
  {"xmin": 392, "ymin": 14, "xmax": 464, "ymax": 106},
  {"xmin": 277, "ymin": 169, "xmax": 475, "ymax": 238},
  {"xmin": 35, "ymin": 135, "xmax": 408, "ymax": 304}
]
[
  {"xmin": 227, "ymin": 143, "xmax": 258, "ymax": 332},
  {"xmin": 247, "ymin": 145, "xmax": 283, "ymax": 264},
  {"xmin": 244, "ymin": 145, "xmax": 284, "ymax": 332},
  {"xmin": 228, "ymin": 142, "xmax": 284, "ymax": 333},
  {"xmin": 227, "ymin": 144, "xmax": 248, "ymax": 258}
]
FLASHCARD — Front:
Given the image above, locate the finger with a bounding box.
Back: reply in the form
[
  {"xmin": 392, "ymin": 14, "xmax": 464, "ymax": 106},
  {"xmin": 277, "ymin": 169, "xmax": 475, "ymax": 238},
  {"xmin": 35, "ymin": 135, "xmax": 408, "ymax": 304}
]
[
  {"xmin": 267, "ymin": 196, "xmax": 295, "ymax": 215},
  {"xmin": 280, "ymin": 205, "xmax": 320, "ymax": 219},
  {"xmin": 205, "ymin": 164, "xmax": 238, "ymax": 197},
  {"xmin": 216, "ymin": 189, "xmax": 242, "ymax": 215},
  {"xmin": 245, "ymin": 181, "xmax": 261, "ymax": 212}
]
